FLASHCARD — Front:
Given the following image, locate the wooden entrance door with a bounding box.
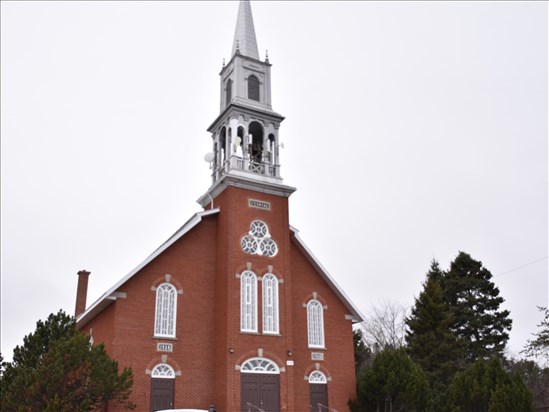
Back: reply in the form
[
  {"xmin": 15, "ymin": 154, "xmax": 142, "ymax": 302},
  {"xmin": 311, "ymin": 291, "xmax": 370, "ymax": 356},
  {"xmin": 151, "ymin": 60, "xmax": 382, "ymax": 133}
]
[
  {"xmin": 309, "ymin": 383, "xmax": 328, "ymax": 412},
  {"xmin": 150, "ymin": 378, "xmax": 174, "ymax": 411},
  {"xmin": 241, "ymin": 373, "xmax": 280, "ymax": 412}
]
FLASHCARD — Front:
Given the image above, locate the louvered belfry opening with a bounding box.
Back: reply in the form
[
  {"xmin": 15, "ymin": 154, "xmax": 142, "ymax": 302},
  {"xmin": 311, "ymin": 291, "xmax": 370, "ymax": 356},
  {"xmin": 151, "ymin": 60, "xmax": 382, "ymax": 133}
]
[{"xmin": 248, "ymin": 75, "xmax": 260, "ymax": 101}]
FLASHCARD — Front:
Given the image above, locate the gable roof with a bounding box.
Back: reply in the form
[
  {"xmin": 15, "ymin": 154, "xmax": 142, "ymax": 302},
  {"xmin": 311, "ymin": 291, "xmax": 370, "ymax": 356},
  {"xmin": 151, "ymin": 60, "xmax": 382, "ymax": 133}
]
[
  {"xmin": 77, "ymin": 208, "xmax": 364, "ymax": 328},
  {"xmin": 290, "ymin": 226, "xmax": 365, "ymax": 323},
  {"xmin": 76, "ymin": 208, "xmax": 220, "ymax": 328}
]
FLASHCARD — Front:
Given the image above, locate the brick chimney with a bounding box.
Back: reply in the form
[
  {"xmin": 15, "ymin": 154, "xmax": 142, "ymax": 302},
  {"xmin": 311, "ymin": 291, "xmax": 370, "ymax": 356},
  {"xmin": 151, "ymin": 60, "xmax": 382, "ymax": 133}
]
[{"xmin": 75, "ymin": 270, "xmax": 90, "ymax": 317}]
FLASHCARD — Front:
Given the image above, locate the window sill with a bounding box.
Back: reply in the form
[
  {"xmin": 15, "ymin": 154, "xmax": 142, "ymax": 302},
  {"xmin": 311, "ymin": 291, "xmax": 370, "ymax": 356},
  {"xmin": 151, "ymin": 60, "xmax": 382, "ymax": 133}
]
[
  {"xmin": 153, "ymin": 336, "xmax": 178, "ymax": 341},
  {"xmin": 308, "ymin": 346, "xmax": 327, "ymax": 351},
  {"xmin": 262, "ymin": 332, "xmax": 281, "ymax": 336},
  {"xmin": 239, "ymin": 330, "xmax": 260, "ymax": 335}
]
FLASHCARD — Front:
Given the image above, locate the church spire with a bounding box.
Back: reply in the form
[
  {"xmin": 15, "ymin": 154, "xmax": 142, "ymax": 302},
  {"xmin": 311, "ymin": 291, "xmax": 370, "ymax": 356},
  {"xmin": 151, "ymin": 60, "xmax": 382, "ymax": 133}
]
[
  {"xmin": 197, "ymin": 0, "xmax": 295, "ymax": 209},
  {"xmin": 231, "ymin": 0, "xmax": 260, "ymax": 60}
]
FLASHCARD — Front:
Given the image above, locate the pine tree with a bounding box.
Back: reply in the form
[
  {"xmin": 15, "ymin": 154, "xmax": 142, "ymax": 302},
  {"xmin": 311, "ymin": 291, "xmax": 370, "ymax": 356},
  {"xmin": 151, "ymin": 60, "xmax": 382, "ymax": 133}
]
[
  {"xmin": 358, "ymin": 348, "xmax": 433, "ymax": 412},
  {"xmin": 442, "ymin": 252, "xmax": 512, "ymax": 363},
  {"xmin": 0, "ymin": 310, "xmax": 135, "ymax": 411},
  {"xmin": 406, "ymin": 260, "xmax": 463, "ymax": 406},
  {"xmin": 447, "ymin": 357, "xmax": 533, "ymax": 412}
]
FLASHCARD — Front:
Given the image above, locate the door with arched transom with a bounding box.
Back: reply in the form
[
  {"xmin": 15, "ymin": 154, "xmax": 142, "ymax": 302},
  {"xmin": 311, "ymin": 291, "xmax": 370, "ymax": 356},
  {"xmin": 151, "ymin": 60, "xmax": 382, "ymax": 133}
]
[
  {"xmin": 240, "ymin": 357, "xmax": 280, "ymax": 412},
  {"xmin": 150, "ymin": 364, "xmax": 175, "ymax": 411},
  {"xmin": 309, "ymin": 371, "xmax": 328, "ymax": 412}
]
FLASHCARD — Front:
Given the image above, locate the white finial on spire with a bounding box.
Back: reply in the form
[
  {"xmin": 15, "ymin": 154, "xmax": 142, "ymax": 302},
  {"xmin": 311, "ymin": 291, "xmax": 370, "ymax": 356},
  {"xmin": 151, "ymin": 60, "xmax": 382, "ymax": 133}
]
[{"xmin": 232, "ymin": 0, "xmax": 260, "ymax": 60}]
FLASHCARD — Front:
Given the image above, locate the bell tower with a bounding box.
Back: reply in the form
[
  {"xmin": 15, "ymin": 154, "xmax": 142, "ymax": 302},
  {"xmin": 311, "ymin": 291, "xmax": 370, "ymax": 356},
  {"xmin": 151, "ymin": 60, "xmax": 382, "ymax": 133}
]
[{"xmin": 198, "ymin": 0, "xmax": 295, "ymax": 208}]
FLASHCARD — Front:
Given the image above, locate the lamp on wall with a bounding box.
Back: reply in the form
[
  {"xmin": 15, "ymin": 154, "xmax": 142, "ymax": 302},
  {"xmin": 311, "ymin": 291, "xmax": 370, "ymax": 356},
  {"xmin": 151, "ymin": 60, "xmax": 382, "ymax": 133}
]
[
  {"xmin": 229, "ymin": 347, "xmax": 235, "ymax": 354},
  {"xmin": 287, "ymin": 350, "xmax": 293, "ymax": 357}
]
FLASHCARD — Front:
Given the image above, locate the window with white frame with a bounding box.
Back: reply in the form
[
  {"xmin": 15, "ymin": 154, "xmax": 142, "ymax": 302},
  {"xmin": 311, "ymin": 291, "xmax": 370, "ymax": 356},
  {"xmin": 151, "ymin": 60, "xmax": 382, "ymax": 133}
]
[
  {"xmin": 308, "ymin": 370, "xmax": 327, "ymax": 383},
  {"xmin": 151, "ymin": 363, "xmax": 175, "ymax": 378},
  {"xmin": 307, "ymin": 299, "xmax": 325, "ymax": 348},
  {"xmin": 240, "ymin": 271, "xmax": 258, "ymax": 332},
  {"xmin": 262, "ymin": 273, "xmax": 279, "ymax": 334},
  {"xmin": 154, "ymin": 283, "xmax": 177, "ymax": 338},
  {"xmin": 240, "ymin": 357, "xmax": 280, "ymax": 374}
]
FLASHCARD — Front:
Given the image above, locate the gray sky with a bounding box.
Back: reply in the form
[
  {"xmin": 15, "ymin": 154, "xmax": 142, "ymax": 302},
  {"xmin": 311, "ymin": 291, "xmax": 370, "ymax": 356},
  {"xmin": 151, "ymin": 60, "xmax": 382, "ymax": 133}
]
[{"xmin": 2, "ymin": 1, "xmax": 547, "ymax": 363}]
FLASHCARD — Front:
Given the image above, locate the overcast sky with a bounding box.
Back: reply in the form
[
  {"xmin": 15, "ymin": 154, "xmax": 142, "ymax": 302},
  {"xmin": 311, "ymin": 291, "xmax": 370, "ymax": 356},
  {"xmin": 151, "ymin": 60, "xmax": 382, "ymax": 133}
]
[{"xmin": 2, "ymin": 1, "xmax": 547, "ymax": 363}]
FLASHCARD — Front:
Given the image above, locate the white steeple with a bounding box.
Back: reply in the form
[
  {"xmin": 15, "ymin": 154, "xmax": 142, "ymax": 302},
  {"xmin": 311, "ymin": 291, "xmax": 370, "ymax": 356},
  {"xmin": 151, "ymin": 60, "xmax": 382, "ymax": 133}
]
[
  {"xmin": 198, "ymin": 0, "xmax": 296, "ymax": 208},
  {"xmin": 232, "ymin": 0, "xmax": 260, "ymax": 60}
]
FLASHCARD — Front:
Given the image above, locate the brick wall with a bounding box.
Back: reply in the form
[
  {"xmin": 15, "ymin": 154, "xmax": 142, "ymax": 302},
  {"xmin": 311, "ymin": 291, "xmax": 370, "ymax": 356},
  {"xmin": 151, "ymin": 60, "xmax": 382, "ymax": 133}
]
[{"xmin": 78, "ymin": 185, "xmax": 357, "ymax": 411}]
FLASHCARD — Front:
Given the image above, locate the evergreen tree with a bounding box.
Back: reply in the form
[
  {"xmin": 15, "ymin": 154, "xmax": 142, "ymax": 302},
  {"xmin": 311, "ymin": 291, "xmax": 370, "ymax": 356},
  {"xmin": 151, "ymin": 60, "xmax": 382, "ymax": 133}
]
[
  {"xmin": 522, "ymin": 306, "xmax": 549, "ymax": 363},
  {"xmin": 358, "ymin": 348, "xmax": 433, "ymax": 412},
  {"xmin": 353, "ymin": 329, "xmax": 372, "ymax": 375},
  {"xmin": 447, "ymin": 357, "xmax": 533, "ymax": 412},
  {"xmin": 406, "ymin": 260, "xmax": 463, "ymax": 406},
  {"xmin": 442, "ymin": 252, "xmax": 512, "ymax": 363},
  {"xmin": 0, "ymin": 310, "xmax": 135, "ymax": 411}
]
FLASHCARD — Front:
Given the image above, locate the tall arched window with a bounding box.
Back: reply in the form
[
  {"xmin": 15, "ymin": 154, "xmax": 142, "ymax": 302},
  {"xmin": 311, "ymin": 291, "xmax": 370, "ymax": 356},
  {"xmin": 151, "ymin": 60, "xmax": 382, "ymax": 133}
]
[
  {"xmin": 154, "ymin": 283, "xmax": 177, "ymax": 338},
  {"xmin": 307, "ymin": 299, "xmax": 325, "ymax": 348},
  {"xmin": 248, "ymin": 75, "xmax": 260, "ymax": 101},
  {"xmin": 225, "ymin": 78, "xmax": 232, "ymax": 106},
  {"xmin": 262, "ymin": 273, "xmax": 279, "ymax": 334},
  {"xmin": 241, "ymin": 271, "xmax": 258, "ymax": 332}
]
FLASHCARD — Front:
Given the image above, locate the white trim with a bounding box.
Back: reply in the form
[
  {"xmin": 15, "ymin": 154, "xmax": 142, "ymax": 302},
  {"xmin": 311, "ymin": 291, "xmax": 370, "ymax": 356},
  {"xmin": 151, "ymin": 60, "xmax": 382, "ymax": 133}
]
[
  {"xmin": 154, "ymin": 283, "xmax": 177, "ymax": 338},
  {"xmin": 308, "ymin": 371, "xmax": 327, "ymax": 384},
  {"xmin": 262, "ymin": 273, "xmax": 279, "ymax": 334},
  {"xmin": 151, "ymin": 363, "xmax": 175, "ymax": 379},
  {"xmin": 76, "ymin": 208, "xmax": 220, "ymax": 328},
  {"xmin": 290, "ymin": 226, "xmax": 364, "ymax": 322},
  {"xmin": 240, "ymin": 270, "xmax": 258, "ymax": 332},
  {"xmin": 240, "ymin": 357, "xmax": 280, "ymax": 374},
  {"xmin": 307, "ymin": 299, "xmax": 325, "ymax": 348}
]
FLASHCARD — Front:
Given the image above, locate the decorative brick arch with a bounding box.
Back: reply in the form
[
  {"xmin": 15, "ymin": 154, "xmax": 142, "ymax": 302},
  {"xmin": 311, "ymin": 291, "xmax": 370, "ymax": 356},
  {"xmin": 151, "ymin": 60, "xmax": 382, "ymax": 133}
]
[
  {"xmin": 150, "ymin": 273, "xmax": 183, "ymax": 293},
  {"xmin": 302, "ymin": 292, "xmax": 327, "ymax": 307},
  {"xmin": 304, "ymin": 364, "xmax": 332, "ymax": 382},
  {"xmin": 236, "ymin": 350, "xmax": 285, "ymax": 373},
  {"xmin": 145, "ymin": 356, "xmax": 182, "ymax": 377}
]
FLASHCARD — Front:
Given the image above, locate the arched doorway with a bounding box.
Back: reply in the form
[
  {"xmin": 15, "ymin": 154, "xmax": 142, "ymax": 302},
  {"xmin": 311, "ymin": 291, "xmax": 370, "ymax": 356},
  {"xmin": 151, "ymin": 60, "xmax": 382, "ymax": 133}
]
[
  {"xmin": 150, "ymin": 363, "xmax": 175, "ymax": 412},
  {"xmin": 240, "ymin": 357, "xmax": 280, "ymax": 412},
  {"xmin": 308, "ymin": 371, "xmax": 328, "ymax": 412}
]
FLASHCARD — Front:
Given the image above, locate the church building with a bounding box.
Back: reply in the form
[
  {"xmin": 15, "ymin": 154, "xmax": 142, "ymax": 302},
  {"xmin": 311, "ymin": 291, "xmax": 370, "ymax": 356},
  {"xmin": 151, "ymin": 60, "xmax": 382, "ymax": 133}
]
[{"xmin": 75, "ymin": 2, "xmax": 363, "ymax": 411}]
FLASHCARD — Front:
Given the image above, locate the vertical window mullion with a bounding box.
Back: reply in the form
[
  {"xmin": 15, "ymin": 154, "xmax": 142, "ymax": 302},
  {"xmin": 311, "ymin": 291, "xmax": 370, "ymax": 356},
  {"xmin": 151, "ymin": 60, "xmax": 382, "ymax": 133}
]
[
  {"xmin": 154, "ymin": 283, "xmax": 177, "ymax": 338},
  {"xmin": 307, "ymin": 299, "xmax": 324, "ymax": 348},
  {"xmin": 262, "ymin": 274, "xmax": 279, "ymax": 334},
  {"xmin": 241, "ymin": 271, "xmax": 257, "ymax": 332}
]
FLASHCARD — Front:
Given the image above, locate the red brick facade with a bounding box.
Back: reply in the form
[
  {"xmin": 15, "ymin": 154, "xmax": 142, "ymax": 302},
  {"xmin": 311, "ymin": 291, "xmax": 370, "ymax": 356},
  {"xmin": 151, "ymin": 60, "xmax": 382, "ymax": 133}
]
[
  {"xmin": 78, "ymin": 185, "xmax": 361, "ymax": 411},
  {"xmin": 76, "ymin": 3, "xmax": 362, "ymax": 410}
]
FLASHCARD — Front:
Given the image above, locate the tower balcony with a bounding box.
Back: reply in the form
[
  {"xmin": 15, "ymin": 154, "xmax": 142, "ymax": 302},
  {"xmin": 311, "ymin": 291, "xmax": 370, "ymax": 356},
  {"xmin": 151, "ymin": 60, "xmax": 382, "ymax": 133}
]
[{"xmin": 213, "ymin": 154, "xmax": 281, "ymax": 183}]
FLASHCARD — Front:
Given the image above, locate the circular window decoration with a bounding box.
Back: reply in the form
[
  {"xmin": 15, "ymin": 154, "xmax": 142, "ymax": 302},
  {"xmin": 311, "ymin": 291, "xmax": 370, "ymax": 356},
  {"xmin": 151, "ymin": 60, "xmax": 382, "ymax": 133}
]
[
  {"xmin": 249, "ymin": 220, "xmax": 269, "ymax": 238},
  {"xmin": 259, "ymin": 238, "xmax": 278, "ymax": 257},
  {"xmin": 241, "ymin": 235, "xmax": 258, "ymax": 255}
]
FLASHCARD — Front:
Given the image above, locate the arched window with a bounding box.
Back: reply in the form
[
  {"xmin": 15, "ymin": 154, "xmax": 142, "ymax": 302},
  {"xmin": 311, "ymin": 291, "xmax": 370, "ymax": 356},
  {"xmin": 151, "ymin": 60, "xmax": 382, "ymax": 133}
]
[
  {"xmin": 308, "ymin": 371, "xmax": 327, "ymax": 383},
  {"xmin": 151, "ymin": 363, "xmax": 175, "ymax": 379},
  {"xmin": 241, "ymin": 271, "xmax": 258, "ymax": 332},
  {"xmin": 263, "ymin": 273, "xmax": 279, "ymax": 334},
  {"xmin": 240, "ymin": 357, "xmax": 280, "ymax": 374},
  {"xmin": 225, "ymin": 78, "xmax": 232, "ymax": 106},
  {"xmin": 248, "ymin": 75, "xmax": 260, "ymax": 101},
  {"xmin": 307, "ymin": 299, "xmax": 324, "ymax": 348},
  {"xmin": 154, "ymin": 283, "xmax": 177, "ymax": 338}
]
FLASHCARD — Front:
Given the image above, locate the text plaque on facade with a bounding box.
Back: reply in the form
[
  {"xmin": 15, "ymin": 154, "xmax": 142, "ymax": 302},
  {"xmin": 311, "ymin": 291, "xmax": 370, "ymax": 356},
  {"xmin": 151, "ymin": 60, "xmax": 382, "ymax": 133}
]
[
  {"xmin": 311, "ymin": 352, "xmax": 324, "ymax": 361},
  {"xmin": 249, "ymin": 199, "xmax": 271, "ymax": 211},
  {"xmin": 157, "ymin": 343, "xmax": 173, "ymax": 352}
]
